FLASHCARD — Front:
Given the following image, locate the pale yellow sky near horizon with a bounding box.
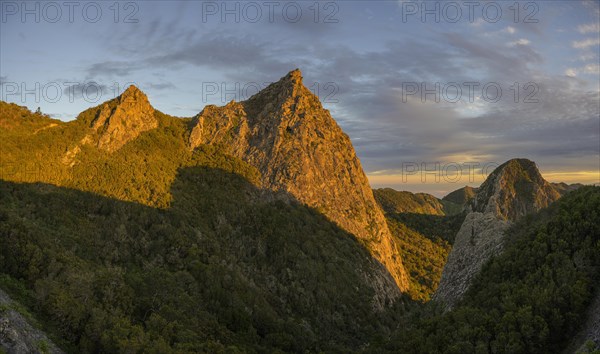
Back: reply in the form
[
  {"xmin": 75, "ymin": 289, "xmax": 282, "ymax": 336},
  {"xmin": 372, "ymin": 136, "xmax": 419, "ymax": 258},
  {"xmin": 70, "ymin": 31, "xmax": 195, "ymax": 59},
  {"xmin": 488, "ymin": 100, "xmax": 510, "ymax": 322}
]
[{"xmin": 367, "ymin": 170, "xmax": 600, "ymax": 198}]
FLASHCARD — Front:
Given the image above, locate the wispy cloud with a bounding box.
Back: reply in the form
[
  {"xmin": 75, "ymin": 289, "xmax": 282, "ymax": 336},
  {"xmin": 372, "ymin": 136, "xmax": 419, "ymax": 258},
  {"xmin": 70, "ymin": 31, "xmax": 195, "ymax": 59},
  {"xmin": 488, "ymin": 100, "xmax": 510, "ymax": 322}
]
[
  {"xmin": 578, "ymin": 23, "xmax": 600, "ymax": 34},
  {"xmin": 86, "ymin": 61, "xmax": 141, "ymax": 79},
  {"xmin": 509, "ymin": 38, "xmax": 531, "ymax": 46},
  {"xmin": 565, "ymin": 68, "xmax": 578, "ymax": 77},
  {"xmin": 584, "ymin": 64, "xmax": 600, "ymax": 74},
  {"xmin": 573, "ymin": 38, "xmax": 600, "ymax": 49}
]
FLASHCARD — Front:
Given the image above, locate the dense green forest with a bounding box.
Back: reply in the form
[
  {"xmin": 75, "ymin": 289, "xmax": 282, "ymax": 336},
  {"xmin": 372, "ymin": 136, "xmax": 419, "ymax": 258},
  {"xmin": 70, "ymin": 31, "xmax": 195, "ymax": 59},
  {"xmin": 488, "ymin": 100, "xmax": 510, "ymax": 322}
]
[
  {"xmin": 0, "ymin": 164, "xmax": 409, "ymax": 353},
  {"xmin": 386, "ymin": 216, "xmax": 452, "ymax": 302},
  {"xmin": 373, "ymin": 188, "xmax": 465, "ymax": 301},
  {"xmin": 374, "ymin": 186, "xmax": 600, "ymax": 353},
  {"xmin": 2, "ymin": 182, "xmax": 597, "ymax": 353}
]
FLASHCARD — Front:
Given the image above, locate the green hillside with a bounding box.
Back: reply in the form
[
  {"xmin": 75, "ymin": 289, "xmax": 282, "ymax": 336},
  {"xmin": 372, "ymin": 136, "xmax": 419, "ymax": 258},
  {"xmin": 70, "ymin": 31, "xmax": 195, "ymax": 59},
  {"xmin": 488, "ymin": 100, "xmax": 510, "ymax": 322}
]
[
  {"xmin": 373, "ymin": 188, "xmax": 465, "ymax": 301},
  {"xmin": 0, "ymin": 165, "xmax": 406, "ymax": 353},
  {"xmin": 377, "ymin": 186, "xmax": 600, "ymax": 353},
  {"xmin": 0, "ymin": 102, "xmax": 408, "ymax": 352}
]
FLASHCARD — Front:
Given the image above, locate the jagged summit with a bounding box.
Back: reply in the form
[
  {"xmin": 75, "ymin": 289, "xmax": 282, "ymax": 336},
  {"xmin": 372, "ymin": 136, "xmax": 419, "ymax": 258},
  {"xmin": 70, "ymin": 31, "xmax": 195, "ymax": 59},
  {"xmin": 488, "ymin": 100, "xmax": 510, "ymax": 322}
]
[
  {"xmin": 284, "ymin": 68, "xmax": 303, "ymax": 83},
  {"xmin": 188, "ymin": 69, "xmax": 410, "ymax": 293},
  {"xmin": 89, "ymin": 85, "xmax": 157, "ymax": 152},
  {"xmin": 242, "ymin": 69, "xmax": 312, "ymax": 118},
  {"xmin": 471, "ymin": 158, "xmax": 560, "ymax": 221},
  {"xmin": 121, "ymin": 84, "xmax": 145, "ymax": 96}
]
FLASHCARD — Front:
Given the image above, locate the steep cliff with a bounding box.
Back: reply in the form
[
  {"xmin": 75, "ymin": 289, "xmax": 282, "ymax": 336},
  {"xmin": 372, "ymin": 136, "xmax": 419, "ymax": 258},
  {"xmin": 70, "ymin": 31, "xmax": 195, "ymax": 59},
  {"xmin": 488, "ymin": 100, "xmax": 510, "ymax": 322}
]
[
  {"xmin": 434, "ymin": 159, "xmax": 561, "ymax": 307},
  {"xmin": 189, "ymin": 69, "xmax": 409, "ymax": 292},
  {"xmin": 89, "ymin": 85, "xmax": 158, "ymax": 152}
]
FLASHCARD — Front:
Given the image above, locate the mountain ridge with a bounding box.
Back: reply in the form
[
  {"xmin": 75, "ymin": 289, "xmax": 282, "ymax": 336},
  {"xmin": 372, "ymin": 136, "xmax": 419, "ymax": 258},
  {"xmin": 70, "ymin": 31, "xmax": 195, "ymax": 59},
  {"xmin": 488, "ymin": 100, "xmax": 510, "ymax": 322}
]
[{"xmin": 0, "ymin": 69, "xmax": 410, "ymax": 294}]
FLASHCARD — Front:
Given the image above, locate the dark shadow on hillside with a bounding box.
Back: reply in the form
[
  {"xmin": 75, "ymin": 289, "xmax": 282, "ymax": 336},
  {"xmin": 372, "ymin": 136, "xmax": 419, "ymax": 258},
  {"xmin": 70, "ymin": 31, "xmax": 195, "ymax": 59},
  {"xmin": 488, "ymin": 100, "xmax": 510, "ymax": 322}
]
[{"xmin": 0, "ymin": 166, "xmax": 407, "ymax": 352}]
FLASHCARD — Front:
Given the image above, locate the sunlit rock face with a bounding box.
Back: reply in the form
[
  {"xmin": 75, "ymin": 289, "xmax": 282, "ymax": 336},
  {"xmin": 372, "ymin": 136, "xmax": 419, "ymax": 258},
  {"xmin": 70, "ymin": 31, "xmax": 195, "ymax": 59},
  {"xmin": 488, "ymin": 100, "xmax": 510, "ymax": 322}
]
[
  {"xmin": 435, "ymin": 158, "xmax": 561, "ymax": 308},
  {"xmin": 189, "ymin": 69, "xmax": 410, "ymax": 295},
  {"xmin": 91, "ymin": 85, "xmax": 158, "ymax": 152}
]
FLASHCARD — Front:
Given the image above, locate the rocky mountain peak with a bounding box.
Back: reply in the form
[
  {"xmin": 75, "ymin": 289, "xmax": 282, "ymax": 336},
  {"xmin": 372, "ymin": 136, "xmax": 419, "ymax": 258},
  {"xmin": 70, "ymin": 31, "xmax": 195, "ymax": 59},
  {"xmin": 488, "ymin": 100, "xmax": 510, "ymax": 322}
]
[
  {"xmin": 435, "ymin": 158, "xmax": 562, "ymax": 307},
  {"xmin": 471, "ymin": 158, "xmax": 560, "ymax": 221},
  {"xmin": 188, "ymin": 69, "xmax": 410, "ymax": 294},
  {"xmin": 90, "ymin": 85, "xmax": 157, "ymax": 152},
  {"xmin": 242, "ymin": 69, "xmax": 313, "ymax": 118}
]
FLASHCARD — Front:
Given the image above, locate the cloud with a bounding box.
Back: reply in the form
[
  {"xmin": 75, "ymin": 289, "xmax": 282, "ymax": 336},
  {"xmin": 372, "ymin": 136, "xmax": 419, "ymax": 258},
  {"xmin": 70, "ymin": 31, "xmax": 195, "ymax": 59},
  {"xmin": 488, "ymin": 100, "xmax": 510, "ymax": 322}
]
[
  {"xmin": 509, "ymin": 38, "xmax": 531, "ymax": 46},
  {"xmin": 9, "ymin": 2, "xmax": 592, "ymax": 188},
  {"xmin": 86, "ymin": 61, "xmax": 140, "ymax": 78},
  {"xmin": 146, "ymin": 82, "xmax": 176, "ymax": 90},
  {"xmin": 582, "ymin": 0, "xmax": 600, "ymax": 16},
  {"xmin": 583, "ymin": 64, "xmax": 600, "ymax": 74},
  {"xmin": 579, "ymin": 53, "xmax": 597, "ymax": 61},
  {"xmin": 578, "ymin": 23, "xmax": 600, "ymax": 34},
  {"xmin": 62, "ymin": 83, "xmax": 112, "ymax": 101},
  {"xmin": 573, "ymin": 38, "xmax": 600, "ymax": 49},
  {"xmin": 564, "ymin": 64, "xmax": 600, "ymax": 77}
]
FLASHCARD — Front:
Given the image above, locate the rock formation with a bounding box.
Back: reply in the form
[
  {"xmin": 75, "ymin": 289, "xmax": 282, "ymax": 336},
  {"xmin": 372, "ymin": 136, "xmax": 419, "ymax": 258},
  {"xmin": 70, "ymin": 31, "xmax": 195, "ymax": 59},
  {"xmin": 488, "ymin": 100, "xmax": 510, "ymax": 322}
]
[
  {"xmin": 189, "ymin": 69, "xmax": 410, "ymax": 292},
  {"xmin": 90, "ymin": 85, "xmax": 158, "ymax": 152},
  {"xmin": 1, "ymin": 288, "xmax": 63, "ymax": 354},
  {"xmin": 434, "ymin": 158, "xmax": 561, "ymax": 307}
]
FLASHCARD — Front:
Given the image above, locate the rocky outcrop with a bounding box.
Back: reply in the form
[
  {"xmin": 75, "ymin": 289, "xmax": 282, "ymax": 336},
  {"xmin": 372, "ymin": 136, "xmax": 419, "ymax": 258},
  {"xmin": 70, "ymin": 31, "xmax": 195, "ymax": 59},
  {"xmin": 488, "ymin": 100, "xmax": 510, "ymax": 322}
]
[
  {"xmin": 90, "ymin": 85, "xmax": 158, "ymax": 152},
  {"xmin": 1, "ymin": 288, "xmax": 63, "ymax": 354},
  {"xmin": 567, "ymin": 290, "xmax": 600, "ymax": 353},
  {"xmin": 189, "ymin": 69, "xmax": 409, "ymax": 293},
  {"xmin": 434, "ymin": 159, "xmax": 561, "ymax": 308},
  {"xmin": 471, "ymin": 159, "xmax": 561, "ymax": 221},
  {"xmin": 433, "ymin": 212, "xmax": 509, "ymax": 307},
  {"xmin": 61, "ymin": 86, "xmax": 158, "ymax": 166}
]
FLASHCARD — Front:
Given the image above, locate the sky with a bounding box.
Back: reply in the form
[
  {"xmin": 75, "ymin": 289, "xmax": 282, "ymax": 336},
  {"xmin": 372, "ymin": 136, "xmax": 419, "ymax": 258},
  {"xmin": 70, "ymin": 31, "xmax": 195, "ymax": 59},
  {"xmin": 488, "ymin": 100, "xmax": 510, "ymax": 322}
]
[{"xmin": 1, "ymin": 0, "xmax": 599, "ymax": 196}]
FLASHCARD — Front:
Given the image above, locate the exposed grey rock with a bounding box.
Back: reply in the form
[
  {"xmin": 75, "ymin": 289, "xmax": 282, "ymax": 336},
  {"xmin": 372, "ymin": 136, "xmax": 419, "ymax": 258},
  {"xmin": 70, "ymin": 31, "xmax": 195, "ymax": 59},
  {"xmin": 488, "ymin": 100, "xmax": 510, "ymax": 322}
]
[
  {"xmin": 432, "ymin": 212, "xmax": 509, "ymax": 307},
  {"xmin": 566, "ymin": 290, "xmax": 600, "ymax": 353},
  {"xmin": 0, "ymin": 288, "xmax": 63, "ymax": 354},
  {"xmin": 434, "ymin": 158, "xmax": 561, "ymax": 308}
]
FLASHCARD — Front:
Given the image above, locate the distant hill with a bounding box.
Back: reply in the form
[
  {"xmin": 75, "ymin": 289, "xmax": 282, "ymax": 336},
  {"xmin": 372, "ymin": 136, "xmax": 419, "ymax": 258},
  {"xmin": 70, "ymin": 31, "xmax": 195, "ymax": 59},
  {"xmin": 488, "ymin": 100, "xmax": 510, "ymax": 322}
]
[
  {"xmin": 373, "ymin": 188, "xmax": 465, "ymax": 302},
  {"xmin": 373, "ymin": 188, "xmax": 459, "ymax": 216},
  {"xmin": 551, "ymin": 182, "xmax": 585, "ymax": 196},
  {"xmin": 373, "ymin": 188, "xmax": 445, "ymax": 215},
  {"xmin": 442, "ymin": 186, "xmax": 478, "ymax": 209}
]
